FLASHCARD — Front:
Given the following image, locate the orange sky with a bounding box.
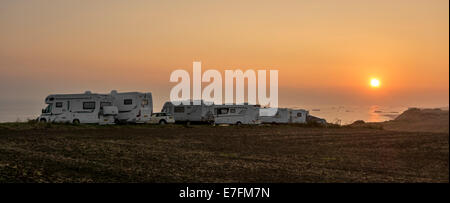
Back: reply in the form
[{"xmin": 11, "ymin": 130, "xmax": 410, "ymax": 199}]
[{"xmin": 0, "ymin": 0, "xmax": 448, "ymax": 110}]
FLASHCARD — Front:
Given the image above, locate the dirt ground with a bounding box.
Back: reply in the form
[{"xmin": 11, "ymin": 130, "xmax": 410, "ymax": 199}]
[{"xmin": 0, "ymin": 123, "xmax": 448, "ymax": 183}]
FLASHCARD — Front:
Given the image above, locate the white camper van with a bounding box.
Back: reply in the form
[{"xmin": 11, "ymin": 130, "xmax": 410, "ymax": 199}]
[
  {"xmin": 38, "ymin": 91, "xmax": 118, "ymax": 124},
  {"xmin": 289, "ymin": 109, "xmax": 308, "ymax": 123},
  {"xmin": 213, "ymin": 104, "xmax": 261, "ymax": 125},
  {"xmin": 161, "ymin": 100, "xmax": 214, "ymax": 124},
  {"xmin": 260, "ymin": 108, "xmax": 290, "ymax": 124},
  {"xmin": 110, "ymin": 91, "xmax": 153, "ymax": 123},
  {"xmin": 259, "ymin": 108, "xmax": 309, "ymax": 124}
]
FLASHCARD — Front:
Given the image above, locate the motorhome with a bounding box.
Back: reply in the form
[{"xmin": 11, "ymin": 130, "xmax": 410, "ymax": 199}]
[
  {"xmin": 259, "ymin": 108, "xmax": 309, "ymax": 124},
  {"xmin": 289, "ymin": 109, "xmax": 308, "ymax": 123},
  {"xmin": 161, "ymin": 100, "xmax": 215, "ymax": 124},
  {"xmin": 260, "ymin": 108, "xmax": 290, "ymax": 124},
  {"xmin": 38, "ymin": 91, "xmax": 117, "ymax": 124},
  {"xmin": 213, "ymin": 104, "xmax": 261, "ymax": 125},
  {"xmin": 110, "ymin": 91, "xmax": 153, "ymax": 123}
]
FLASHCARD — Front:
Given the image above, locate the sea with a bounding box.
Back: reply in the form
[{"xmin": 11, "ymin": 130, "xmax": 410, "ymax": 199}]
[{"xmin": 287, "ymin": 105, "xmax": 408, "ymax": 125}]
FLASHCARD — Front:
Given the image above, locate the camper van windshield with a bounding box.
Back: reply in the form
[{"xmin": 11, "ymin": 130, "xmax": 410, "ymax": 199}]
[{"xmin": 43, "ymin": 104, "xmax": 52, "ymax": 114}]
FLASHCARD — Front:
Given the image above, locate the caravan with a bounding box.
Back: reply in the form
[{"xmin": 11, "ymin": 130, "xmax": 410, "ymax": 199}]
[
  {"xmin": 38, "ymin": 91, "xmax": 117, "ymax": 124},
  {"xmin": 110, "ymin": 91, "xmax": 153, "ymax": 123},
  {"xmin": 161, "ymin": 100, "xmax": 214, "ymax": 124},
  {"xmin": 213, "ymin": 104, "xmax": 261, "ymax": 125}
]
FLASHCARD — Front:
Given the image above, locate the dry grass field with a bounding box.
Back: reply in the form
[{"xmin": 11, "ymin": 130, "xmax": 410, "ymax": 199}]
[{"xmin": 0, "ymin": 123, "xmax": 448, "ymax": 183}]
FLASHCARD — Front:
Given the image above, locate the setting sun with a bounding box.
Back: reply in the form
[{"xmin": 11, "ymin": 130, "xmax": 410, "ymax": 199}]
[{"xmin": 370, "ymin": 78, "xmax": 380, "ymax": 88}]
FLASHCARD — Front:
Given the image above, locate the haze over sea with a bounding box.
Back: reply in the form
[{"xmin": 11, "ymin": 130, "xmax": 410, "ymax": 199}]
[{"xmin": 1, "ymin": 97, "xmax": 442, "ymax": 124}]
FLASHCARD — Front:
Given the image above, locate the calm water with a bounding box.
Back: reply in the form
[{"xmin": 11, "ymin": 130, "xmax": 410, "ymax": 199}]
[
  {"xmin": 288, "ymin": 105, "xmax": 407, "ymax": 125},
  {"xmin": 0, "ymin": 99, "xmax": 406, "ymax": 124}
]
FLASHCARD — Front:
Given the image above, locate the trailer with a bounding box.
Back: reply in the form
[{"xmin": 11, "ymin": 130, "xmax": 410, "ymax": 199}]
[
  {"xmin": 161, "ymin": 100, "xmax": 214, "ymax": 124},
  {"xmin": 213, "ymin": 104, "xmax": 261, "ymax": 125},
  {"xmin": 38, "ymin": 91, "xmax": 117, "ymax": 124}
]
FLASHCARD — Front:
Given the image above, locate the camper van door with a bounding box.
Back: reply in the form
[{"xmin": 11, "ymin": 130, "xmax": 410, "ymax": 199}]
[{"xmin": 72, "ymin": 100, "xmax": 99, "ymax": 123}]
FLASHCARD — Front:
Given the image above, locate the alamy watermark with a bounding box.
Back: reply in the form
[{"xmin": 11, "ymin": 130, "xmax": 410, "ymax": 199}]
[{"xmin": 169, "ymin": 62, "xmax": 278, "ymax": 116}]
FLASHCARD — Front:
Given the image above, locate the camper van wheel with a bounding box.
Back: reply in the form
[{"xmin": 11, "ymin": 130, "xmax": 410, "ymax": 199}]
[
  {"xmin": 236, "ymin": 121, "xmax": 242, "ymax": 126},
  {"xmin": 114, "ymin": 119, "xmax": 120, "ymax": 124},
  {"xmin": 72, "ymin": 119, "xmax": 80, "ymax": 125},
  {"xmin": 186, "ymin": 121, "xmax": 191, "ymax": 126},
  {"xmin": 159, "ymin": 120, "xmax": 167, "ymax": 125},
  {"xmin": 39, "ymin": 118, "xmax": 46, "ymax": 123}
]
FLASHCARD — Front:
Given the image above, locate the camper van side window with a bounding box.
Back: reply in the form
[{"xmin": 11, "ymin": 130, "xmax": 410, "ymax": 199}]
[
  {"xmin": 217, "ymin": 108, "xmax": 229, "ymax": 115},
  {"xmin": 124, "ymin": 99, "xmax": 133, "ymax": 105},
  {"xmin": 174, "ymin": 106, "xmax": 184, "ymax": 113},
  {"xmin": 100, "ymin": 102, "xmax": 112, "ymax": 108},
  {"xmin": 297, "ymin": 113, "xmax": 302, "ymax": 117},
  {"xmin": 55, "ymin": 102, "xmax": 63, "ymax": 108},
  {"xmin": 83, "ymin": 102, "xmax": 96, "ymax": 110}
]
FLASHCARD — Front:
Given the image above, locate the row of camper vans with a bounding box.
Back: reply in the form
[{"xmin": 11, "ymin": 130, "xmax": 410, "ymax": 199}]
[
  {"xmin": 38, "ymin": 91, "xmax": 309, "ymax": 125},
  {"xmin": 160, "ymin": 101, "xmax": 308, "ymax": 125},
  {"xmin": 161, "ymin": 101, "xmax": 262, "ymax": 125},
  {"xmin": 38, "ymin": 91, "xmax": 152, "ymax": 124}
]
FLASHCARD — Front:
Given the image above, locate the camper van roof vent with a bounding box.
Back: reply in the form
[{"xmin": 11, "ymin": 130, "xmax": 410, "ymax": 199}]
[
  {"xmin": 111, "ymin": 90, "xmax": 118, "ymax": 95},
  {"xmin": 85, "ymin": 91, "xmax": 92, "ymax": 94}
]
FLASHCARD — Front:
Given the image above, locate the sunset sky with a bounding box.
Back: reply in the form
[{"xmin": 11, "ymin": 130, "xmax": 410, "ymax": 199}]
[{"xmin": 0, "ymin": 0, "xmax": 448, "ymax": 114}]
